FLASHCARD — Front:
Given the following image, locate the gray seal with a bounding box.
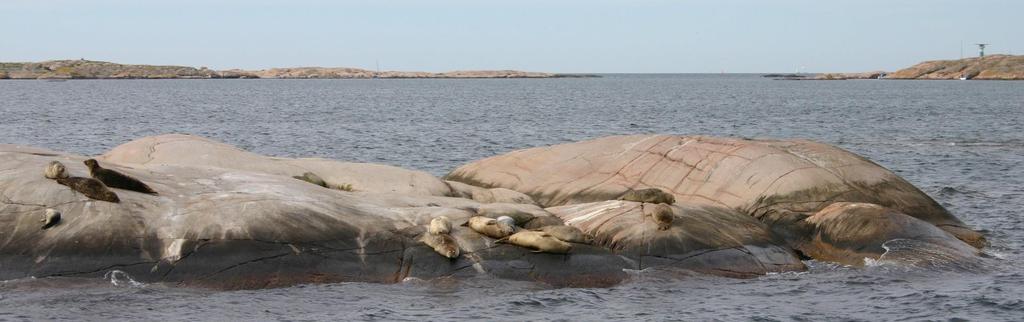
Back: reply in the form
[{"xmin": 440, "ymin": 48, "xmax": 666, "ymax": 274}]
[
  {"xmin": 40, "ymin": 208, "xmax": 61, "ymax": 229},
  {"xmin": 293, "ymin": 172, "xmax": 328, "ymax": 188},
  {"xmin": 44, "ymin": 161, "xmax": 69, "ymax": 179},
  {"xmin": 421, "ymin": 233, "xmax": 460, "ymax": 259},
  {"xmin": 618, "ymin": 188, "xmax": 675, "ymax": 204},
  {"xmin": 428, "ymin": 216, "xmax": 452, "ymax": 235}
]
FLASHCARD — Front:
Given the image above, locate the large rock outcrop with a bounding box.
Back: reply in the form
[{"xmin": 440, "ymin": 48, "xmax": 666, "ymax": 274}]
[
  {"xmin": 886, "ymin": 54, "xmax": 1024, "ymax": 80},
  {"xmin": 445, "ymin": 135, "xmax": 986, "ymax": 249},
  {"xmin": 0, "ymin": 134, "xmax": 815, "ymax": 289}
]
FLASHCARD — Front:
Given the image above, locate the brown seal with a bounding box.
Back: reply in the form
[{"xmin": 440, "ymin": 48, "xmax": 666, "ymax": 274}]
[
  {"xmin": 84, "ymin": 159, "xmax": 157, "ymax": 195},
  {"xmin": 643, "ymin": 203, "xmax": 674, "ymax": 231},
  {"xmin": 533, "ymin": 225, "xmax": 592, "ymax": 244},
  {"xmin": 465, "ymin": 216, "xmax": 515, "ymax": 239},
  {"xmin": 55, "ymin": 176, "xmax": 120, "ymax": 203},
  {"xmin": 618, "ymin": 188, "xmax": 675, "ymax": 204},
  {"xmin": 421, "ymin": 233, "xmax": 460, "ymax": 259},
  {"xmin": 498, "ymin": 230, "xmax": 573, "ymax": 254}
]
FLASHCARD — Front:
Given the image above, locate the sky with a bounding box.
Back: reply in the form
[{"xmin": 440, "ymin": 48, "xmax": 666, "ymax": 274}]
[{"xmin": 1, "ymin": 0, "xmax": 1021, "ymax": 73}]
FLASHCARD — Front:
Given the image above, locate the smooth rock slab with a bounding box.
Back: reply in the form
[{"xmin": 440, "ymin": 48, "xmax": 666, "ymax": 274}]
[
  {"xmin": 0, "ymin": 135, "xmax": 812, "ymax": 289},
  {"xmin": 446, "ymin": 134, "xmax": 986, "ymax": 248},
  {"xmin": 99, "ymin": 134, "xmax": 453, "ymax": 196}
]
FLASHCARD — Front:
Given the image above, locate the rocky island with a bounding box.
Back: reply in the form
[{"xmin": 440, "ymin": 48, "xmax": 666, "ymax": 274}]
[
  {"xmin": 0, "ymin": 134, "xmax": 986, "ymax": 289},
  {"xmin": 806, "ymin": 54, "xmax": 1024, "ymax": 80},
  {"xmin": 0, "ymin": 60, "xmax": 590, "ymax": 79},
  {"xmin": 885, "ymin": 54, "xmax": 1024, "ymax": 80}
]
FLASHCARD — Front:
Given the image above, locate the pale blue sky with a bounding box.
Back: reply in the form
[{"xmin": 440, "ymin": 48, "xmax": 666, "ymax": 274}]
[{"xmin": 2, "ymin": 0, "xmax": 1021, "ymax": 73}]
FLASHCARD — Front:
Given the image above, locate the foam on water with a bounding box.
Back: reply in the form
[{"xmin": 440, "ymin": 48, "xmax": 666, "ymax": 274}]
[{"xmin": 104, "ymin": 270, "xmax": 144, "ymax": 288}]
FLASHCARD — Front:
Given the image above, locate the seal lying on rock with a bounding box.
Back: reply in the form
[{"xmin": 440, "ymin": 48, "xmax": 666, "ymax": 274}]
[
  {"xmin": 40, "ymin": 208, "xmax": 61, "ymax": 229},
  {"xmin": 498, "ymin": 231, "xmax": 573, "ymax": 254},
  {"xmin": 43, "ymin": 161, "xmax": 68, "ymax": 179},
  {"xmin": 55, "ymin": 176, "xmax": 121, "ymax": 203},
  {"xmin": 465, "ymin": 216, "xmax": 516, "ymax": 239},
  {"xmin": 421, "ymin": 233, "xmax": 460, "ymax": 259},
  {"xmin": 643, "ymin": 203, "xmax": 674, "ymax": 231},
  {"xmin": 428, "ymin": 216, "xmax": 452, "ymax": 235},
  {"xmin": 533, "ymin": 225, "xmax": 592, "ymax": 244},
  {"xmin": 292, "ymin": 172, "xmax": 328, "ymax": 188},
  {"xmin": 43, "ymin": 161, "xmax": 120, "ymax": 203},
  {"xmin": 617, "ymin": 188, "xmax": 675, "ymax": 204},
  {"xmin": 84, "ymin": 159, "xmax": 157, "ymax": 195}
]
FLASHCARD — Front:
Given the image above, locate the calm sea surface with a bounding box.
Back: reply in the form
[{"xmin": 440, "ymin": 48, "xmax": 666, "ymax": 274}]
[{"xmin": 1, "ymin": 75, "xmax": 1022, "ymax": 321}]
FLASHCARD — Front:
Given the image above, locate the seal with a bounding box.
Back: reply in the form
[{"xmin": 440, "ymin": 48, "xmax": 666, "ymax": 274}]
[
  {"xmin": 498, "ymin": 231, "xmax": 573, "ymax": 254},
  {"xmin": 55, "ymin": 177, "xmax": 120, "ymax": 203},
  {"xmin": 465, "ymin": 216, "xmax": 515, "ymax": 239},
  {"xmin": 292, "ymin": 172, "xmax": 328, "ymax": 188},
  {"xmin": 643, "ymin": 203, "xmax": 674, "ymax": 231},
  {"xmin": 43, "ymin": 161, "xmax": 69, "ymax": 179},
  {"xmin": 84, "ymin": 159, "xmax": 157, "ymax": 195},
  {"xmin": 428, "ymin": 216, "xmax": 452, "ymax": 235},
  {"xmin": 617, "ymin": 188, "xmax": 675, "ymax": 204},
  {"xmin": 421, "ymin": 233, "xmax": 460, "ymax": 259},
  {"xmin": 533, "ymin": 225, "xmax": 592, "ymax": 244},
  {"xmin": 40, "ymin": 208, "xmax": 61, "ymax": 229}
]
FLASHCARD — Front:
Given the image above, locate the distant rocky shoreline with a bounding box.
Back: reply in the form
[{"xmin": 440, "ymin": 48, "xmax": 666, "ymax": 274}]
[
  {"xmin": 0, "ymin": 60, "xmax": 598, "ymax": 80},
  {"xmin": 764, "ymin": 54, "xmax": 1024, "ymax": 80}
]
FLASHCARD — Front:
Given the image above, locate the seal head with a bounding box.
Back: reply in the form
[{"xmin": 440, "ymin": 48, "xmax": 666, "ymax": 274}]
[{"xmin": 43, "ymin": 161, "xmax": 69, "ymax": 179}]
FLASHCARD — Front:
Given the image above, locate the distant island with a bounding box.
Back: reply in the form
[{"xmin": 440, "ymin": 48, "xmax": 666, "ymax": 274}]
[
  {"xmin": 0, "ymin": 60, "xmax": 597, "ymax": 79},
  {"xmin": 765, "ymin": 54, "xmax": 1024, "ymax": 80},
  {"xmin": 885, "ymin": 54, "xmax": 1024, "ymax": 80}
]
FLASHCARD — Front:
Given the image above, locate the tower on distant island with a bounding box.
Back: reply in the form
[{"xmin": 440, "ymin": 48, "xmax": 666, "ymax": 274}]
[{"xmin": 975, "ymin": 43, "xmax": 990, "ymax": 57}]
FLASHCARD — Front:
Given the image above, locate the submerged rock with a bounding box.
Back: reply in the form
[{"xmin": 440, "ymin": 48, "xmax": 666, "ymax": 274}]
[{"xmin": 794, "ymin": 202, "xmax": 979, "ymax": 266}]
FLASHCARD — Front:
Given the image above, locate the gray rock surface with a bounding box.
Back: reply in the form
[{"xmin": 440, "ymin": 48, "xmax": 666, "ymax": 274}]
[{"xmin": 0, "ymin": 134, "xmax": 842, "ymax": 289}]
